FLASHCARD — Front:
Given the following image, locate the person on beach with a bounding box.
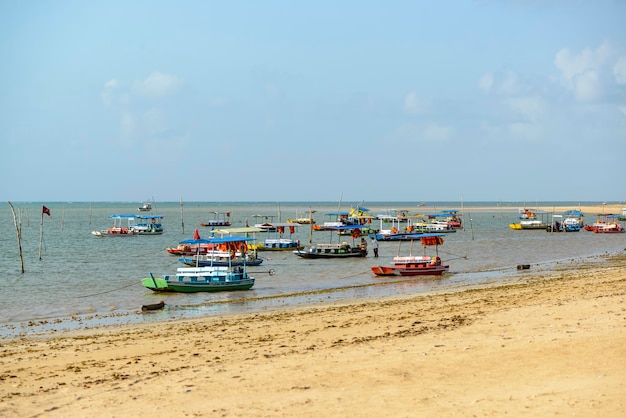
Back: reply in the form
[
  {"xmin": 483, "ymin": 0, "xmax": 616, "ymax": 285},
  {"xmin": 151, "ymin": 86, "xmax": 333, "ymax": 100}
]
[{"xmin": 371, "ymin": 237, "xmax": 378, "ymax": 257}]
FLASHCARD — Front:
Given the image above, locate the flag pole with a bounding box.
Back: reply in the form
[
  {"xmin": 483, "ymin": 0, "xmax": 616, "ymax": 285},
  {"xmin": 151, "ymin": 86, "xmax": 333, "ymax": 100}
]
[{"xmin": 39, "ymin": 206, "xmax": 44, "ymax": 260}]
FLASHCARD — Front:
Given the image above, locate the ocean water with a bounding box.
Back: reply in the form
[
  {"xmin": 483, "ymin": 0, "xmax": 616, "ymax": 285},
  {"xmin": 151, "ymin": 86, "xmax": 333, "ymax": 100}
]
[{"xmin": 1, "ymin": 201, "xmax": 625, "ymax": 338}]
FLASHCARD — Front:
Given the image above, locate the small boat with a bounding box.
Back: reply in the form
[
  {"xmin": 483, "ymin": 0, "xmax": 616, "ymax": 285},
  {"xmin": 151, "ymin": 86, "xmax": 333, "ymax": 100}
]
[
  {"xmin": 91, "ymin": 214, "xmax": 139, "ymax": 237},
  {"xmin": 254, "ymin": 223, "xmax": 304, "ymax": 251},
  {"xmin": 370, "ymin": 217, "xmax": 451, "ymax": 241},
  {"xmin": 166, "ymin": 228, "xmax": 216, "ymax": 255},
  {"xmin": 509, "ymin": 208, "xmax": 549, "ymax": 230},
  {"xmin": 200, "ymin": 211, "xmax": 231, "ymax": 227},
  {"xmin": 131, "ymin": 215, "xmax": 164, "ymax": 235},
  {"xmin": 585, "ymin": 214, "xmax": 625, "ymax": 233},
  {"xmin": 293, "ymin": 225, "xmax": 368, "ymax": 259},
  {"xmin": 427, "ymin": 210, "xmax": 462, "ymax": 229},
  {"xmin": 286, "ymin": 208, "xmax": 316, "ymax": 224},
  {"xmin": 293, "ymin": 242, "xmax": 367, "ymax": 259},
  {"xmin": 178, "ymin": 254, "xmax": 263, "ymax": 267},
  {"xmin": 143, "ymin": 236, "xmax": 256, "ymax": 293},
  {"xmin": 371, "ymin": 234, "xmax": 449, "ymax": 277},
  {"xmin": 547, "ymin": 210, "xmax": 583, "ymax": 232},
  {"xmin": 138, "ymin": 202, "xmax": 152, "ymax": 212}
]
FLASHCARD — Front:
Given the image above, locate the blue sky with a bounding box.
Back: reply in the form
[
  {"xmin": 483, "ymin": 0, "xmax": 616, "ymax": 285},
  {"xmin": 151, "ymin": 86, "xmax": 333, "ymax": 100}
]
[{"xmin": 1, "ymin": 1, "xmax": 625, "ymax": 203}]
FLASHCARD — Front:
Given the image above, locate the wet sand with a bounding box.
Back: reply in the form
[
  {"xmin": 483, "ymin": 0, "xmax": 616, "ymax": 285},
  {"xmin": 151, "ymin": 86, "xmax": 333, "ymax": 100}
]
[{"xmin": 1, "ymin": 256, "xmax": 625, "ymax": 417}]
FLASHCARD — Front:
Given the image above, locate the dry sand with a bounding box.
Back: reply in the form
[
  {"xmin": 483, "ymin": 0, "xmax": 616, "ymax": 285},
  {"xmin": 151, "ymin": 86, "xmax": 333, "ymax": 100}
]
[{"xmin": 1, "ymin": 256, "xmax": 625, "ymax": 417}]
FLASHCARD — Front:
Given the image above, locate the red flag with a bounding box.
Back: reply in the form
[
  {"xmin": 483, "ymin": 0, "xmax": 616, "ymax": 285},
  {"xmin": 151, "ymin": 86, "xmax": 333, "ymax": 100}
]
[
  {"xmin": 193, "ymin": 228, "xmax": 200, "ymax": 240},
  {"xmin": 42, "ymin": 205, "xmax": 51, "ymax": 216}
]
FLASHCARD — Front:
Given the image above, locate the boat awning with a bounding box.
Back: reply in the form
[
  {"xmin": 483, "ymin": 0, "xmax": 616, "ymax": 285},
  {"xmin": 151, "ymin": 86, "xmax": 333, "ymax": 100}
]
[
  {"xmin": 180, "ymin": 236, "xmax": 254, "ymax": 245},
  {"xmin": 263, "ymin": 222, "xmax": 302, "ymax": 227},
  {"xmin": 327, "ymin": 225, "xmax": 367, "ymax": 230},
  {"xmin": 136, "ymin": 214, "xmax": 164, "ymax": 219},
  {"xmin": 562, "ymin": 210, "xmax": 583, "ymax": 216},
  {"xmin": 109, "ymin": 214, "xmax": 136, "ymax": 219},
  {"xmin": 210, "ymin": 227, "xmax": 264, "ymax": 235}
]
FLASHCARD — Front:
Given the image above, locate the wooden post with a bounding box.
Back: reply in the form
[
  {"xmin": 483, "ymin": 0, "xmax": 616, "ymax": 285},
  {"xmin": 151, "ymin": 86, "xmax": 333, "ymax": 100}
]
[
  {"xmin": 39, "ymin": 206, "xmax": 44, "ymax": 260},
  {"xmin": 8, "ymin": 202, "xmax": 25, "ymax": 273},
  {"xmin": 180, "ymin": 197, "xmax": 185, "ymax": 235}
]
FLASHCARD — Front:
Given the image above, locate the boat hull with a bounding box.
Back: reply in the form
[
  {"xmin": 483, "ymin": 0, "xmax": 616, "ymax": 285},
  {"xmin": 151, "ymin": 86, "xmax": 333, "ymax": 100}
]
[
  {"xmin": 179, "ymin": 257, "xmax": 264, "ymax": 267},
  {"xmin": 294, "ymin": 249, "xmax": 367, "ymax": 259},
  {"xmin": 370, "ymin": 266, "xmax": 398, "ymax": 276},
  {"xmin": 142, "ymin": 277, "xmax": 255, "ymax": 293},
  {"xmin": 371, "ymin": 264, "xmax": 448, "ymax": 276}
]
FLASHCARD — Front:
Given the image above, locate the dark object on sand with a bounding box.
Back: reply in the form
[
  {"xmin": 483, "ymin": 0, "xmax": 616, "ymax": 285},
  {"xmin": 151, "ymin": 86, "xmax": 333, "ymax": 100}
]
[
  {"xmin": 141, "ymin": 300, "xmax": 165, "ymax": 311},
  {"xmin": 517, "ymin": 264, "xmax": 530, "ymax": 270}
]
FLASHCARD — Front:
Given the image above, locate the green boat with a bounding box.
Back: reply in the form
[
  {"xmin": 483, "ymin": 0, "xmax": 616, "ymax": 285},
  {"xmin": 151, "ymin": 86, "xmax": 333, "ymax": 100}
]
[{"xmin": 142, "ymin": 236, "xmax": 255, "ymax": 293}]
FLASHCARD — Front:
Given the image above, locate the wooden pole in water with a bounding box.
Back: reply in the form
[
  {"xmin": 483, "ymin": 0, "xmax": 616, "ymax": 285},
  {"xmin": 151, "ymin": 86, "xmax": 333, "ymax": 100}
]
[
  {"xmin": 180, "ymin": 197, "xmax": 185, "ymax": 235},
  {"xmin": 39, "ymin": 206, "xmax": 44, "ymax": 260},
  {"xmin": 8, "ymin": 202, "xmax": 25, "ymax": 273}
]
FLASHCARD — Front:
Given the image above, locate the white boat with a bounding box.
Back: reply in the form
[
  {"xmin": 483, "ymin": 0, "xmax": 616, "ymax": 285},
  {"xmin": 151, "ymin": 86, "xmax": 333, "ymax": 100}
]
[
  {"xmin": 138, "ymin": 202, "xmax": 152, "ymax": 212},
  {"xmin": 143, "ymin": 237, "xmax": 257, "ymax": 293},
  {"xmin": 91, "ymin": 214, "xmax": 138, "ymax": 237},
  {"xmin": 254, "ymin": 223, "xmax": 304, "ymax": 251},
  {"xmin": 131, "ymin": 215, "xmax": 164, "ymax": 235}
]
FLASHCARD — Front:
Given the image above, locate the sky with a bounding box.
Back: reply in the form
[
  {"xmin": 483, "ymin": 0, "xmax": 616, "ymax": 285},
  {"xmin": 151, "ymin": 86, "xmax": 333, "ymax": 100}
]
[{"xmin": 1, "ymin": 1, "xmax": 625, "ymax": 204}]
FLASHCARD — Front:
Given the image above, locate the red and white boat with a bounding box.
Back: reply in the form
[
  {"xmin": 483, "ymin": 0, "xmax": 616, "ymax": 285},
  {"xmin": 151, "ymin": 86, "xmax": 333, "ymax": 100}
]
[
  {"xmin": 371, "ymin": 234, "xmax": 449, "ymax": 277},
  {"xmin": 585, "ymin": 215, "xmax": 625, "ymax": 233}
]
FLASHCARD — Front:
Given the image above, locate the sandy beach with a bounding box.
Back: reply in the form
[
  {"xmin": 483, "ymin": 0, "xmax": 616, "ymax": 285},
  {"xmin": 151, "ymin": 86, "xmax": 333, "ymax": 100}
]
[{"xmin": 1, "ymin": 254, "xmax": 625, "ymax": 417}]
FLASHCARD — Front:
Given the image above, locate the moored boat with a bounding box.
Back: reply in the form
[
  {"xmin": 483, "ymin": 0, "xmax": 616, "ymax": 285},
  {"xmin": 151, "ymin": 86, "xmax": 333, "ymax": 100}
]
[
  {"xmin": 132, "ymin": 215, "xmax": 164, "ymax": 235},
  {"xmin": 293, "ymin": 225, "xmax": 368, "ymax": 259},
  {"xmin": 91, "ymin": 214, "xmax": 139, "ymax": 237},
  {"xmin": 293, "ymin": 242, "xmax": 367, "ymax": 259},
  {"xmin": 371, "ymin": 234, "xmax": 449, "ymax": 276},
  {"xmin": 547, "ymin": 210, "xmax": 583, "ymax": 232},
  {"xmin": 138, "ymin": 202, "xmax": 152, "ymax": 212},
  {"xmin": 254, "ymin": 223, "xmax": 304, "ymax": 251},
  {"xmin": 509, "ymin": 209, "xmax": 549, "ymax": 230},
  {"xmin": 143, "ymin": 236, "xmax": 256, "ymax": 293},
  {"xmin": 200, "ymin": 211, "xmax": 231, "ymax": 227}
]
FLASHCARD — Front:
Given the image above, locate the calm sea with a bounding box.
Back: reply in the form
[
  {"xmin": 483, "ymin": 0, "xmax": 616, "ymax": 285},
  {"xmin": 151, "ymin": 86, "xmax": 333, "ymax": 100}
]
[{"xmin": 1, "ymin": 201, "xmax": 625, "ymax": 338}]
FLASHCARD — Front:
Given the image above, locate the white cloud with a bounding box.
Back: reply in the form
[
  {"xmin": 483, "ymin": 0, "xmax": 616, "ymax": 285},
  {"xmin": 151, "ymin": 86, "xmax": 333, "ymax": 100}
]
[
  {"xmin": 388, "ymin": 122, "xmax": 452, "ymax": 146},
  {"xmin": 423, "ymin": 123, "xmax": 453, "ymax": 142},
  {"xmin": 101, "ymin": 78, "xmax": 118, "ymax": 107},
  {"xmin": 120, "ymin": 112, "xmax": 135, "ymax": 140},
  {"xmin": 613, "ymin": 57, "xmax": 626, "ymax": 85},
  {"xmin": 404, "ymin": 91, "xmax": 428, "ymax": 115},
  {"xmin": 479, "ymin": 73, "xmax": 494, "ymax": 93},
  {"xmin": 506, "ymin": 97, "xmax": 545, "ymax": 123},
  {"xmin": 478, "ymin": 70, "xmax": 521, "ymax": 96},
  {"xmin": 554, "ymin": 41, "xmax": 614, "ymax": 102},
  {"xmin": 133, "ymin": 72, "xmax": 182, "ymax": 98}
]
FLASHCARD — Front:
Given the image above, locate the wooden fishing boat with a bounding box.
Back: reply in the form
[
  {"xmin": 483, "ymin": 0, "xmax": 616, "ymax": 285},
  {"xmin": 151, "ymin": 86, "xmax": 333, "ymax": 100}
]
[
  {"xmin": 254, "ymin": 223, "xmax": 304, "ymax": 251},
  {"xmin": 143, "ymin": 236, "xmax": 256, "ymax": 293},
  {"xmin": 585, "ymin": 214, "xmax": 625, "ymax": 233},
  {"xmin": 131, "ymin": 215, "xmax": 164, "ymax": 235},
  {"xmin": 294, "ymin": 225, "xmax": 368, "ymax": 259},
  {"xmin": 371, "ymin": 234, "xmax": 449, "ymax": 276},
  {"xmin": 179, "ymin": 252, "xmax": 264, "ymax": 267},
  {"xmin": 200, "ymin": 211, "xmax": 231, "ymax": 227},
  {"xmin": 547, "ymin": 211, "xmax": 583, "ymax": 232},
  {"xmin": 509, "ymin": 209, "xmax": 549, "ymax": 230},
  {"xmin": 138, "ymin": 202, "xmax": 152, "ymax": 212},
  {"xmin": 91, "ymin": 214, "xmax": 139, "ymax": 237},
  {"xmin": 370, "ymin": 216, "xmax": 452, "ymax": 241},
  {"xmin": 293, "ymin": 242, "xmax": 367, "ymax": 259}
]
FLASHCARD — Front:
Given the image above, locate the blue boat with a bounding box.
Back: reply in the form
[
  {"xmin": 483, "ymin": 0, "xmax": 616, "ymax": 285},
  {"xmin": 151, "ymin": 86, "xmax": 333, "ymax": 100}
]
[
  {"xmin": 132, "ymin": 215, "xmax": 164, "ymax": 235},
  {"xmin": 142, "ymin": 236, "xmax": 256, "ymax": 293}
]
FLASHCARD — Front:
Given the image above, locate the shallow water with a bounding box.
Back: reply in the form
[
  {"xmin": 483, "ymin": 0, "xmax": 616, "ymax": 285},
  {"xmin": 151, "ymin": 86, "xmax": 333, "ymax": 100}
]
[{"xmin": 1, "ymin": 201, "xmax": 624, "ymax": 338}]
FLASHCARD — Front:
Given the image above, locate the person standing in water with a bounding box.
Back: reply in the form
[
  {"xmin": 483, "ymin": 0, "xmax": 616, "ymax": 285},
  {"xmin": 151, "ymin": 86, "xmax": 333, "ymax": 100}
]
[{"xmin": 371, "ymin": 236, "xmax": 379, "ymax": 257}]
